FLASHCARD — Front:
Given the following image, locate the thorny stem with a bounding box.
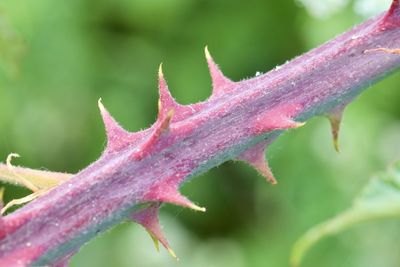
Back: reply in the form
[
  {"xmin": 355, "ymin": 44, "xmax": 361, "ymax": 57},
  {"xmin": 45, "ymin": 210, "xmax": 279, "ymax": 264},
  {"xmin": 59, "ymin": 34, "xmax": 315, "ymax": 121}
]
[{"xmin": 1, "ymin": 1, "xmax": 400, "ymax": 266}]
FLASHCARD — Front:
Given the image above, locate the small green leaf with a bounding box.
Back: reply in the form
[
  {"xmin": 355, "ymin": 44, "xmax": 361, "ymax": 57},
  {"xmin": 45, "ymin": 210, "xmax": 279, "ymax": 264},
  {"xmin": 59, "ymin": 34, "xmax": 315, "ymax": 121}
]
[{"xmin": 291, "ymin": 162, "xmax": 400, "ymax": 267}]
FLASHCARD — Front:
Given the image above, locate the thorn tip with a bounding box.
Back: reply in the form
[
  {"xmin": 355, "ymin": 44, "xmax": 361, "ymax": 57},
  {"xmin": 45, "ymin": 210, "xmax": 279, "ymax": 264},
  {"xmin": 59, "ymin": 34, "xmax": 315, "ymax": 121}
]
[
  {"xmin": 147, "ymin": 230, "xmax": 160, "ymax": 252},
  {"xmin": 188, "ymin": 203, "xmax": 206, "ymax": 212},
  {"xmin": 295, "ymin": 121, "xmax": 306, "ymax": 128},
  {"xmin": 327, "ymin": 107, "xmax": 344, "ymax": 153},
  {"xmin": 98, "ymin": 98, "xmax": 106, "ymax": 113},
  {"xmin": 158, "ymin": 63, "xmax": 164, "ymax": 78},
  {"xmin": 204, "ymin": 45, "xmax": 211, "ymax": 61},
  {"xmin": 167, "ymin": 247, "xmax": 178, "ymax": 260},
  {"xmin": 269, "ymin": 177, "xmax": 278, "ymax": 185}
]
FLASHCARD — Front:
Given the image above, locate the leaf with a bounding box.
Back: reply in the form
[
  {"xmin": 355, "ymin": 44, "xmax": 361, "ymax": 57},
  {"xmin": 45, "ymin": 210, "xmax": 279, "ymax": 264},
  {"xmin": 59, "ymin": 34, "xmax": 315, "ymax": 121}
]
[
  {"xmin": 291, "ymin": 162, "xmax": 400, "ymax": 267},
  {"xmin": 0, "ymin": 154, "xmax": 72, "ymax": 214},
  {"xmin": 0, "ymin": 155, "xmax": 71, "ymax": 190}
]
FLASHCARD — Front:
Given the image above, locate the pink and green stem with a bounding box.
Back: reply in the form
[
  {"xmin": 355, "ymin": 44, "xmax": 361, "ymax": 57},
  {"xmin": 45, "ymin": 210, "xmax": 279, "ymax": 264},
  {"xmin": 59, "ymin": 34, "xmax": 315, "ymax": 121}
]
[{"xmin": 1, "ymin": 1, "xmax": 400, "ymax": 266}]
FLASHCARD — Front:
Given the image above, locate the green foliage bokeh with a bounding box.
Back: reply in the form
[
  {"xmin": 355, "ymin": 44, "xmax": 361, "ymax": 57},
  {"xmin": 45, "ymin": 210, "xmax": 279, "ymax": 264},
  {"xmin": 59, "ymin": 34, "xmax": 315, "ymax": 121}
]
[{"xmin": 0, "ymin": 0, "xmax": 399, "ymax": 266}]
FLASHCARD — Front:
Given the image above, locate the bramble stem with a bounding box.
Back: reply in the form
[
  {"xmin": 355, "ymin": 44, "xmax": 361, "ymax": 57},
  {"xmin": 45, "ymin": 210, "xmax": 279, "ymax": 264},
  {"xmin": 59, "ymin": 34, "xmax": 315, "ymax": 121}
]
[{"xmin": 1, "ymin": 1, "xmax": 400, "ymax": 266}]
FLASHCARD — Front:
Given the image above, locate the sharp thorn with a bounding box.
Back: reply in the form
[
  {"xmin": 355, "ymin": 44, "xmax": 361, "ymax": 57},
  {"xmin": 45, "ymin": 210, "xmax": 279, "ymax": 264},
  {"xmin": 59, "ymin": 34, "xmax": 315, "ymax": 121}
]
[
  {"xmin": 292, "ymin": 121, "xmax": 306, "ymax": 129},
  {"xmin": 146, "ymin": 230, "xmax": 160, "ymax": 252},
  {"xmin": 327, "ymin": 109, "xmax": 343, "ymax": 153},
  {"xmin": 167, "ymin": 247, "xmax": 179, "ymax": 260},
  {"xmin": 187, "ymin": 202, "xmax": 207, "ymax": 212}
]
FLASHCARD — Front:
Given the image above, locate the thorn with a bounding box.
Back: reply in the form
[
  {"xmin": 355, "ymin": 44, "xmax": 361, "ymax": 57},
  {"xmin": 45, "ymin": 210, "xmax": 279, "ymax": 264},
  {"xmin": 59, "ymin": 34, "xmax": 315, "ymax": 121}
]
[
  {"xmin": 6, "ymin": 154, "xmax": 38, "ymax": 192},
  {"xmin": 131, "ymin": 203, "xmax": 179, "ymax": 260},
  {"xmin": 380, "ymin": 0, "xmax": 400, "ymax": 29},
  {"xmin": 204, "ymin": 46, "xmax": 234, "ymax": 96},
  {"xmin": 289, "ymin": 121, "xmax": 306, "ymax": 129},
  {"xmin": 98, "ymin": 98, "xmax": 137, "ymax": 153},
  {"xmin": 184, "ymin": 201, "xmax": 207, "ymax": 212},
  {"xmin": 163, "ymin": 191, "xmax": 206, "ymax": 212},
  {"xmin": 238, "ymin": 142, "xmax": 277, "ymax": 185},
  {"xmin": 156, "ymin": 63, "xmax": 202, "ymax": 122},
  {"xmin": 98, "ymin": 98, "xmax": 126, "ymax": 135},
  {"xmin": 167, "ymin": 247, "xmax": 179, "ymax": 260},
  {"xmin": 97, "ymin": 97, "xmax": 105, "ymax": 114},
  {"xmin": 259, "ymin": 162, "xmax": 277, "ymax": 185},
  {"xmin": 157, "ymin": 63, "xmax": 178, "ymax": 119},
  {"xmin": 204, "ymin": 45, "xmax": 213, "ymax": 62},
  {"xmin": 383, "ymin": 0, "xmax": 400, "ymax": 26},
  {"xmin": 158, "ymin": 62, "xmax": 163, "ymax": 77},
  {"xmin": 327, "ymin": 108, "xmax": 344, "ymax": 153},
  {"xmin": 144, "ymin": 182, "xmax": 206, "ymax": 212},
  {"xmin": 253, "ymin": 104, "xmax": 305, "ymax": 135},
  {"xmin": 98, "ymin": 98, "xmax": 127, "ymax": 136},
  {"xmin": 146, "ymin": 230, "xmax": 160, "ymax": 251},
  {"xmin": 254, "ymin": 116, "xmax": 305, "ymax": 134},
  {"xmin": 364, "ymin": 48, "xmax": 400, "ymax": 55}
]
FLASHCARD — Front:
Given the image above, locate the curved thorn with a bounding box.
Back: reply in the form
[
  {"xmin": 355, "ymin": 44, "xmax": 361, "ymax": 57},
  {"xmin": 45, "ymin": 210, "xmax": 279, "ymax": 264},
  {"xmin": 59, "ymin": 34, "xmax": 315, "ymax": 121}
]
[
  {"xmin": 162, "ymin": 190, "xmax": 206, "ymax": 212},
  {"xmin": 238, "ymin": 142, "xmax": 277, "ymax": 185},
  {"xmin": 146, "ymin": 230, "xmax": 160, "ymax": 252},
  {"xmin": 204, "ymin": 45, "xmax": 212, "ymax": 62},
  {"xmin": 186, "ymin": 202, "xmax": 207, "ymax": 212},
  {"xmin": 98, "ymin": 98, "xmax": 134, "ymax": 153},
  {"xmin": 158, "ymin": 63, "xmax": 177, "ymax": 118},
  {"xmin": 329, "ymin": 117, "xmax": 341, "ymax": 153},
  {"xmin": 204, "ymin": 46, "xmax": 234, "ymax": 95},
  {"xmin": 98, "ymin": 98, "xmax": 125, "ymax": 135},
  {"xmin": 167, "ymin": 247, "xmax": 178, "ymax": 260},
  {"xmin": 257, "ymin": 161, "xmax": 277, "ymax": 185},
  {"xmin": 144, "ymin": 182, "xmax": 206, "ymax": 212},
  {"xmin": 131, "ymin": 203, "xmax": 178, "ymax": 259},
  {"xmin": 327, "ymin": 107, "xmax": 344, "ymax": 153},
  {"xmin": 158, "ymin": 62, "xmax": 163, "ymax": 76},
  {"xmin": 254, "ymin": 117, "xmax": 305, "ymax": 134},
  {"xmin": 252, "ymin": 104, "xmax": 305, "ymax": 134},
  {"xmin": 168, "ymin": 193, "xmax": 206, "ymax": 212},
  {"xmin": 98, "ymin": 98, "xmax": 124, "ymax": 133}
]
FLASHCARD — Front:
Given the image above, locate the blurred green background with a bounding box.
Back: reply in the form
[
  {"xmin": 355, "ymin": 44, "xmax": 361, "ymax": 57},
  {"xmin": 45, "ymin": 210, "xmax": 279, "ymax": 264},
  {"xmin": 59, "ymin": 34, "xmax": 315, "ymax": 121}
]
[{"xmin": 0, "ymin": 0, "xmax": 399, "ymax": 266}]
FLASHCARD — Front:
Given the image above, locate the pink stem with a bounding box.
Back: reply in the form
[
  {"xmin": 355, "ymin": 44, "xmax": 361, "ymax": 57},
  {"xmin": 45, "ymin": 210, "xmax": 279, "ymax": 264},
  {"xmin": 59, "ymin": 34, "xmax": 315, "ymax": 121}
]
[{"xmin": 1, "ymin": 1, "xmax": 400, "ymax": 266}]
